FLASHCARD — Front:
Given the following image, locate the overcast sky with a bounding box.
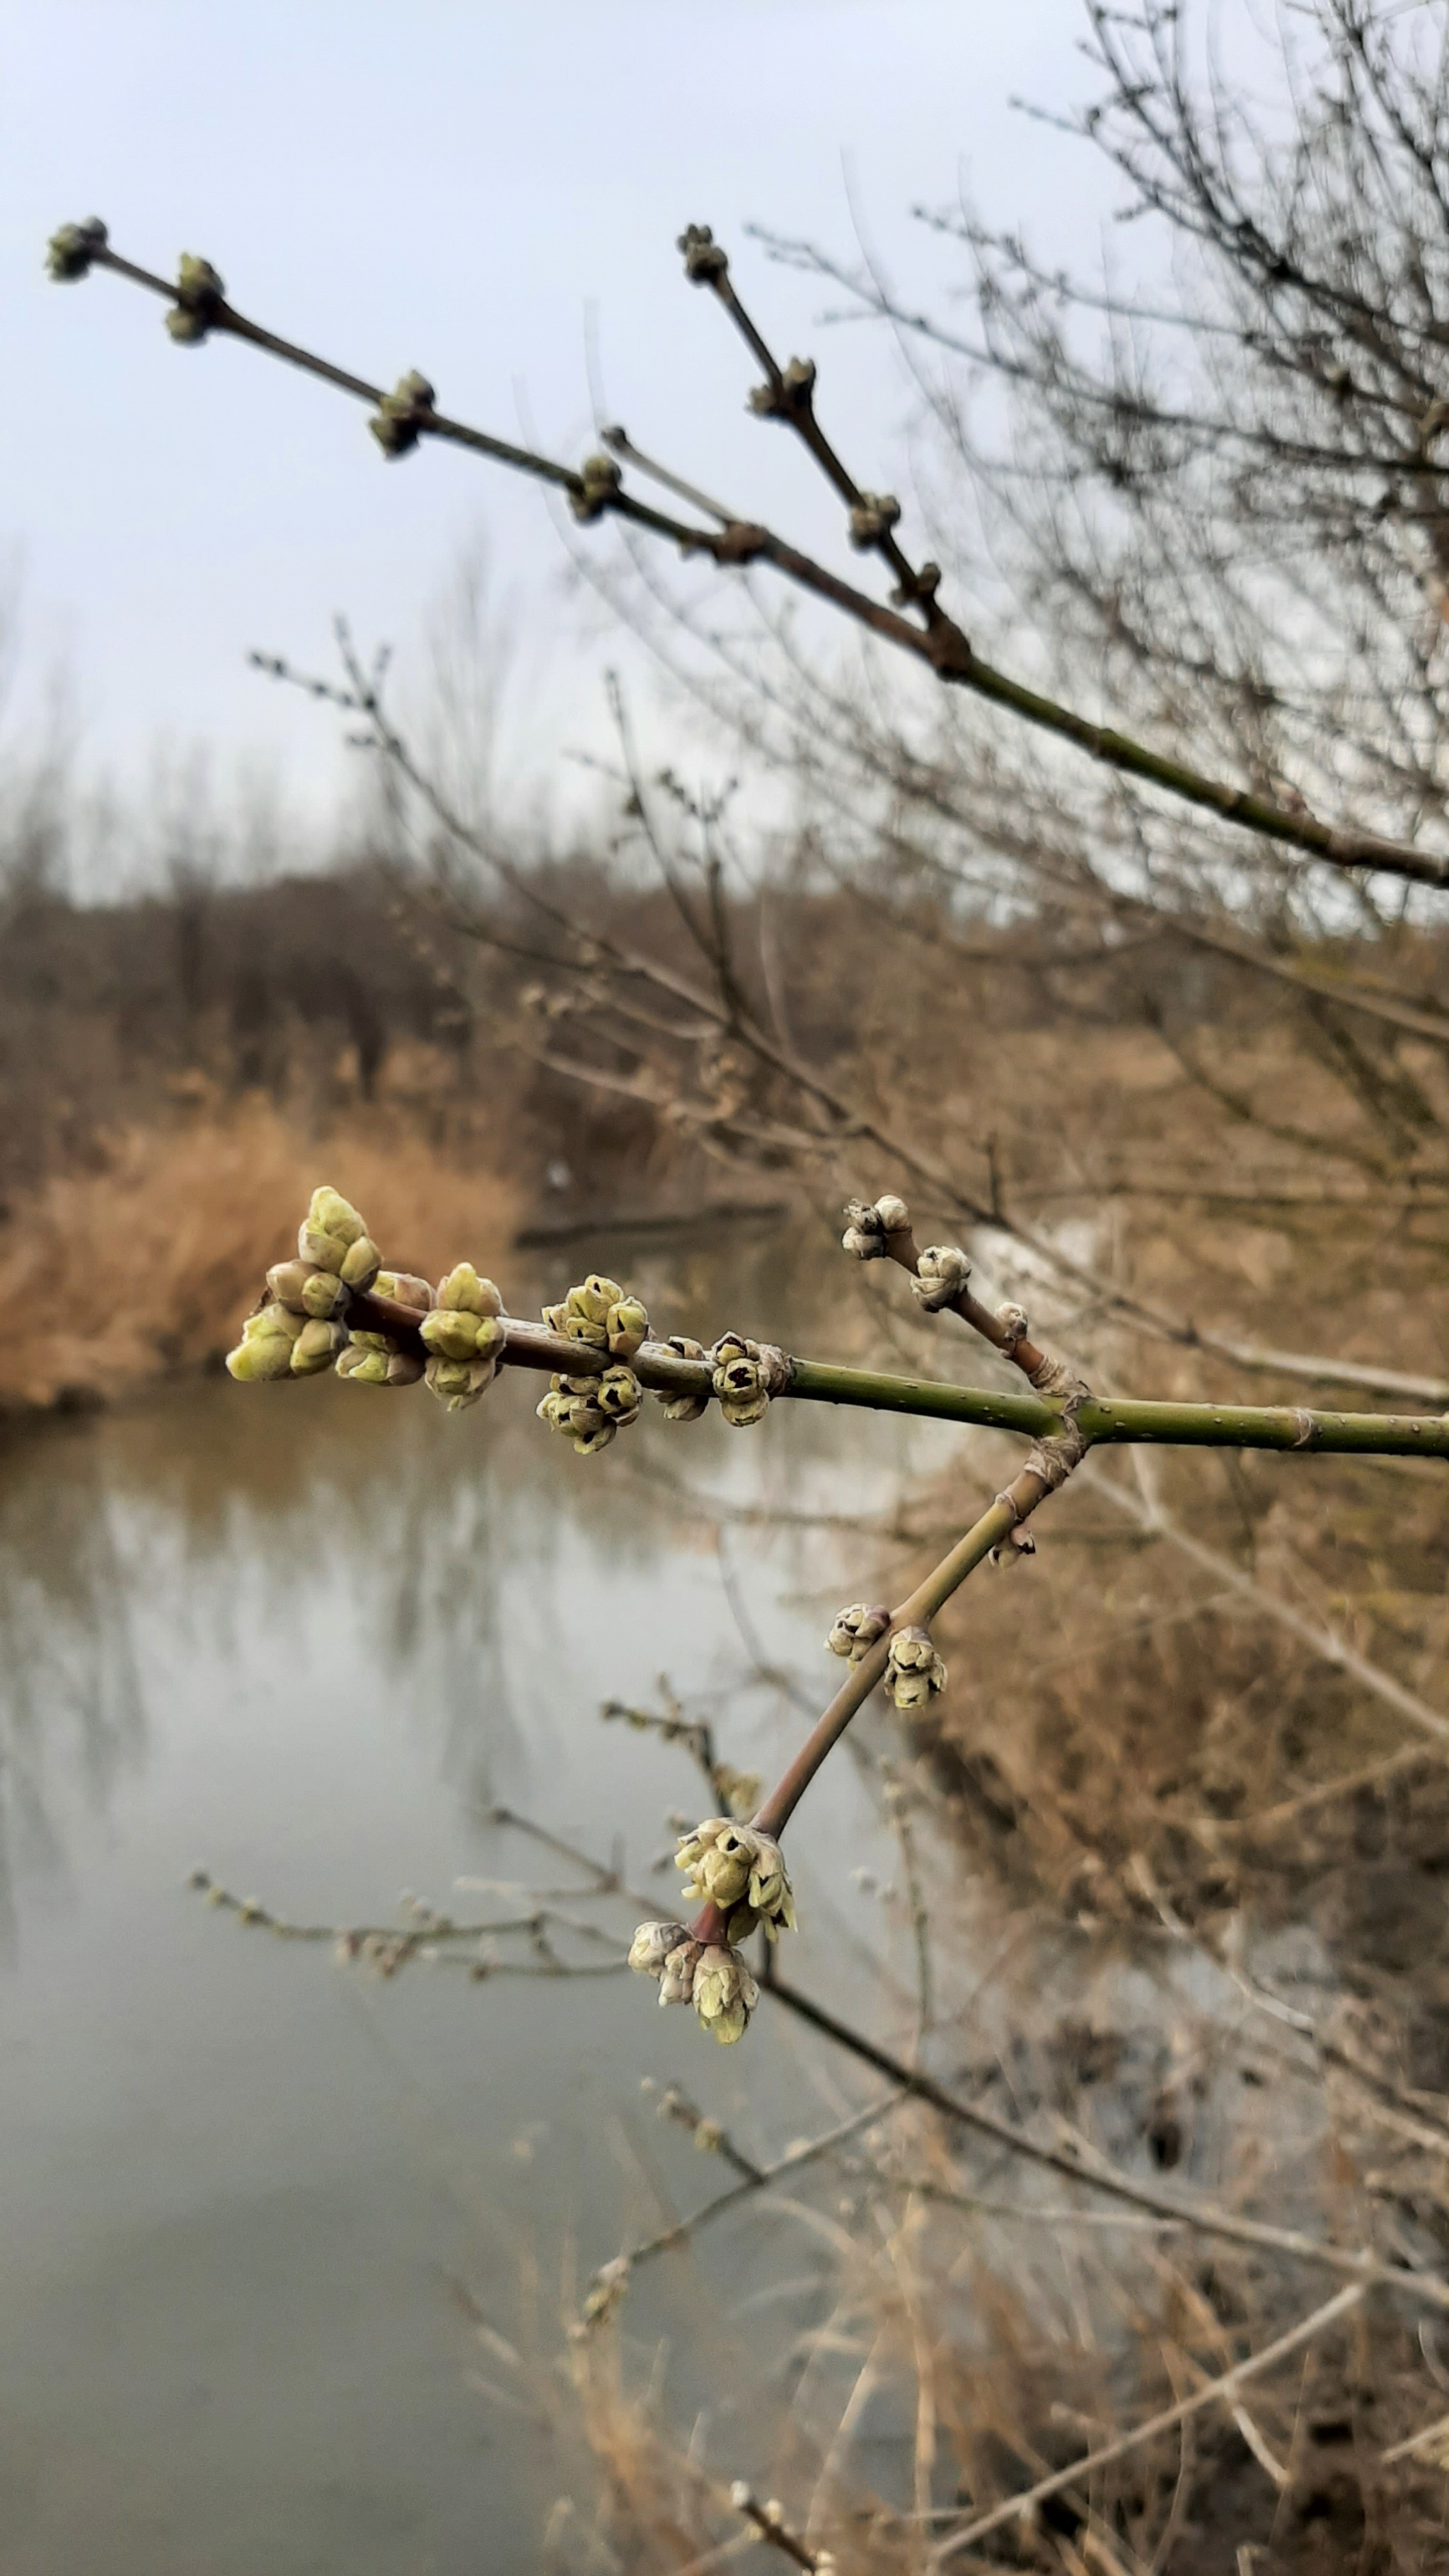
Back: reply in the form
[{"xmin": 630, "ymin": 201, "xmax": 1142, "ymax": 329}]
[{"xmin": 4, "ymin": 1, "xmax": 1119, "ymax": 865}]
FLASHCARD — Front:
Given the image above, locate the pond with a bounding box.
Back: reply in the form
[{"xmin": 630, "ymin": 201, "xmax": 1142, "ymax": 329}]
[{"xmin": 0, "ymin": 1232, "xmax": 937, "ymax": 2575}]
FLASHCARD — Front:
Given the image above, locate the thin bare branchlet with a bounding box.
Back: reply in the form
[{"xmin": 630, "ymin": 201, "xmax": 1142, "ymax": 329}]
[{"xmin": 47, "ymin": 217, "xmax": 1449, "ymax": 888}]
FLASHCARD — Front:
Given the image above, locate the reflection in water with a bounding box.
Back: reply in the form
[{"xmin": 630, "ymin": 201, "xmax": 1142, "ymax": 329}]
[
  {"xmin": 0, "ymin": 1232, "xmax": 932, "ymax": 2576},
  {"xmin": 0, "ymin": 1416, "xmax": 145, "ymax": 1935}
]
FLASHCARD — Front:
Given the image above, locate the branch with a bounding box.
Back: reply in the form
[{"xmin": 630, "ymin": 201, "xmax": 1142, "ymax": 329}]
[
  {"xmin": 357, "ymin": 1276, "xmax": 1449, "ymax": 1456},
  {"xmin": 50, "ymin": 221, "xmax": 1449, "ymax": 891},
  {"xmin": 260, "ymin": 641, "xmax": 1449, "ymax": 1406}
]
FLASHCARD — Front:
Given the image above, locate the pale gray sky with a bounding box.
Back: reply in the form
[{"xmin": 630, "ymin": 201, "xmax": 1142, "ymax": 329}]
[{"xmin": 4, "ymin": 1, "xmax": 1116, "ymax": 862}]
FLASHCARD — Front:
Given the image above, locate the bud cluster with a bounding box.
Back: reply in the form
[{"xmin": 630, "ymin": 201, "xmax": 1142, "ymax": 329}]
[
  {"xmin": 709, "ymin": 1330, "xmax": 776, "ymax": 1428},
  {"xmin": 676, "ymin": 1817, "xmax": 796, "ymax": 1943},
  {"xmin": 629, "ymin": 1921, "xmax": 761, "ymax": 2046},
  {"xmin": 536, "ymin": 1274, "xmax": 649, "ymax": 1455},
  {"xmin": 420, "ymin": 1264, "xmax": 507, "ymax": 1411},
  {"xmin": 629, "ymin": 1816, "xmax": 796, "ymax": 2047},
  {"xmin": 841, "ymin": 1194, "xmax": 911, "ymax": 1259},
  {"xmin": 225, "ymin": 1187, "xmax": 504, "ymax": 1409}
]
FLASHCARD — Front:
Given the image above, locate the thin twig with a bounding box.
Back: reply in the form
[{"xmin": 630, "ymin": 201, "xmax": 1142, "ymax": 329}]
[
  {"xmin": 61, "ymin": 232, "xmax": 1449, "ymax": 891},
  {"xmin": 929, "ymin": 2283, "xmax": 1366, "ymax": 2564}
]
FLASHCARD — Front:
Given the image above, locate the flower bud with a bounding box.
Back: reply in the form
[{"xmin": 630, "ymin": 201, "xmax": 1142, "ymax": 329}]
[
  {"xmin": 374, "ymin": 1270, "xmax": 434, "ymax": 1311},
  {"xmin": 692, "ymin": 1945, "xmax": 758, "ymax": 2045},
  {"xmin": 659, "ymin": 1936, "xmax": 703, "ymax": 2006},
  {"xmin": 339, "ymin": 1234, "xmax": 381, "ymax": 1291},
  {"xmin": 298, "ymin": 1185, "xmax": 370, "ymax": 1275},
  {"xmin": 710, "ymin": 1332, "xmax": 770, "ymax": 1428},
  {"xmin": 225, "ymin": 1304, "xmax": 303, "ymax": 1382},
  {"xmin": 340, "ymin": 1338, "xmax": 423, "ymax": 1390},
  {"xmin": 628, "ymin": 1920, "xmax": 691, "ymax": 1978},
  {"xmin": 606, "ymin": 1293, "xmax": 648, "ymax": 1358},
  {"xmin": 885, "ymin": 1623, "xmax": 947, "ymax": 1711},
  {"xmin": 595, "ymin": 1364, "xmax": 641, "ymax": 1426},
  {"xmin": 336, "ymin": 1338, "xmax": 391, "ymax": 1387},
  {"xmin": 420, "ymin": 1303, "xmax": 502, "ymax": 1363},
  {"xmin": 437, "ymin": 1261, "xmax": 503, "ymax": 1317},
  {"xmin": 913, "ymin": 1245, "xmax": 972, "ymax": 1315},
  {"xmin": 425, "ymin": 1351, "xmax": 500, "ymax": 1412},
  {"xmin": 826, "ymin": 1602, "xmax": 891, "ymax": 1661},
  {"xmin": 290, "ymin": 1316, "xmax": 347, "ymax": 1377},
  {"xmin": 676, "ymin": 1818, "xmax": 795, "ymax": 1934}
]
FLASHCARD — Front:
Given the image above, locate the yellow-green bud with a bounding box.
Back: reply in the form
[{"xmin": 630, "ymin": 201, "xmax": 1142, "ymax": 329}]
[
  {"xmin": 536, "ymin": 1377, "xmax": 617, "ymax": 1455},
  {"xmin": 374, "ymin": 1271, "xmax": 434, "ymax": 1310},
  {"xmin": 424, "ymin": 1351, "xmax": 499, "ymax": 1412},
  {"xmin": 437, "ymin": 1263, "xmax": 504, "ymax": 1317},
  {"xmin": 226, "ymin": 1305, "xmax": 303, "ymax": 1382},
  {"xmin": 336, "ymin": 1339, "xmax": 391, "ymax": 1387},
  {"xmin": 340, "ymin": 1335, "xmax": 425, "ymax": 1388},
  {"xmin": 290, "ymin": 1317, "xmax": 347, "ymax": 1377},
  {"xmin": 692, "ymin": 1944, "xmax": 758, "ymax": 2045},
  {"xmin": 595, "ymin": 1365, "xmax": 641, "ymax": 1425},
  {"xmin": 676, "ymin": 1818, "xmax": 796, "ymax": 1934},
  {"xmin": 826, "ymin": 1602, "xmax": 891, "ymax": 1661},
  {"xmin": 884, "ymin": 1624, "xmax": 947, "ymax": 1711},
  {"xmin": 420, "ymin": 1306, "xmax": 506, "ymax": 1365},
  {"xmin": 606, "ymin": 1293, "xmax": 649, "ymax": 1359},
  {"xmin": 339, "ymin": 1235, "xmax": 381, "ymax": 1291},
  {"xmin": 710, "ymin": 1332, "xmax": 771, "ymax": 1428},
  {"xmin": 266, "ymin": 1259, "xmax": 350, "ymax": 1320}
]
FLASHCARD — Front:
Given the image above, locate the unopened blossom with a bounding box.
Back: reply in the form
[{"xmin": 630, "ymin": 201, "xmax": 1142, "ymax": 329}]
[
  {"xmin": 826, "ymin": 1602, "xmax": 891, "ymax": 1661},
  {"xmin": 692, "ymin": 1943, "xmax": 758, "ymax": 2045},
  {"xmin": 885, "ymin": 1623, "xmax": 947, "ymax": 1711},
  {"xmin": 676, "ymin": 1818, "xmax": 796, "ymax": 1936}
]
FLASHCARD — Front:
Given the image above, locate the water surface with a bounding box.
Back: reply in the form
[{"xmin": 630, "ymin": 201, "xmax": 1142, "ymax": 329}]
[{"xmin": 0, "ymin": 1238, "xmax": 929, "ymax": 2575}]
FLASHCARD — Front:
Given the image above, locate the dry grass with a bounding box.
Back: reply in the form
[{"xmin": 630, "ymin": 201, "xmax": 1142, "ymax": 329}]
[{"xmin": 0, "ymin": 1094, "xmax": 519, "ymax": 1408}]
